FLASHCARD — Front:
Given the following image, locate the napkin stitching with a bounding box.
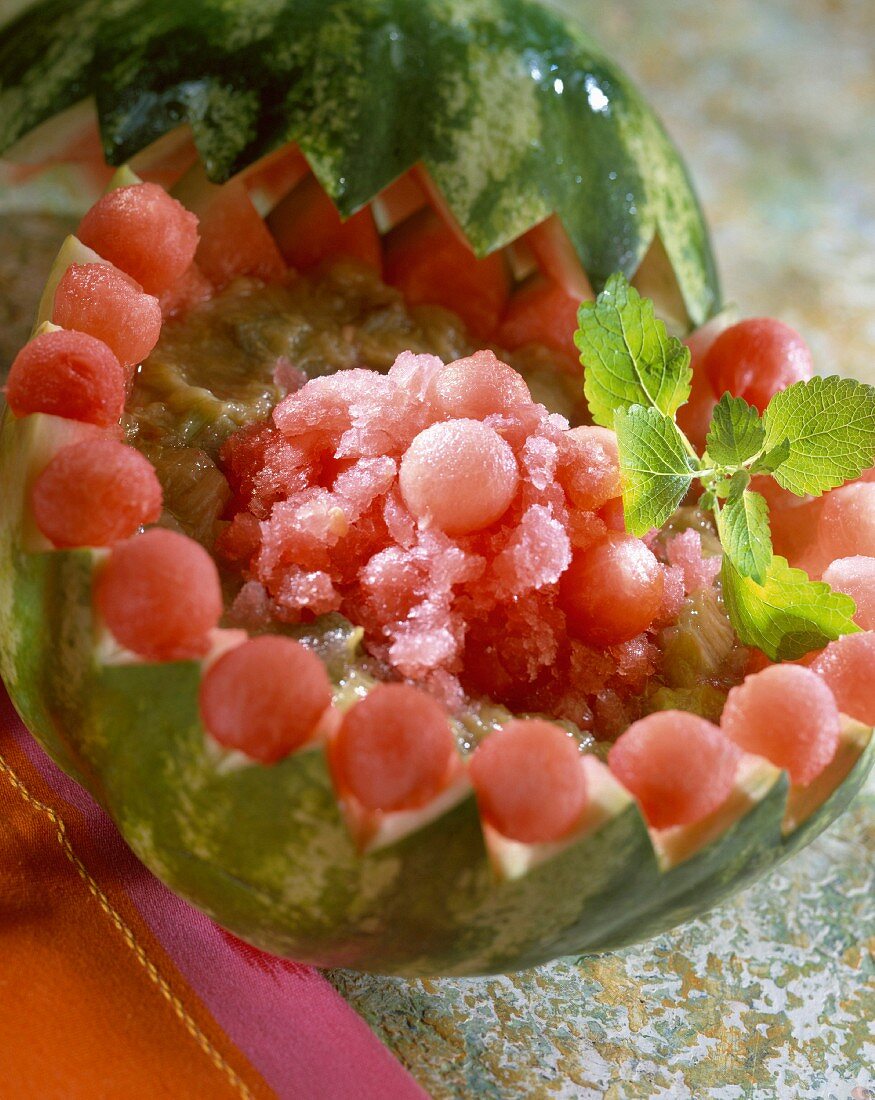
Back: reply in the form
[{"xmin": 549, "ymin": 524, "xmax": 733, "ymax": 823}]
[{"xmin": 0, "ymin": 751, "xmax": 254, "ymax": 1100}]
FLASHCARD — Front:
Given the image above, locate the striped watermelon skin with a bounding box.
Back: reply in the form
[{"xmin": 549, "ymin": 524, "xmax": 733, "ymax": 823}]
[
  {"xmin": 5, "ymin": 2, "xmax": 866, "ymax": 979},
  {"xmin": 1, "ymin": 412, "xmax": 872, "ymax": 976},
  {"xmin": 0, "ymin": 0, "xmax": 719, "ymax": 324}
]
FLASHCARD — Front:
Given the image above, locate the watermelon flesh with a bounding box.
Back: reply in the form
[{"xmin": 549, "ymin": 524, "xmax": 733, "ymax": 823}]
[
  {"xmin": 52, "ymin": 262, "xmax": 162, "ymax": 370},
  {"xmin": 497, "ymin": 274, "xmax": 582, "ymax": 374},
  {"xmin": 31, "ymin": 437, "xmax": 162, "ymax": 548},
  {"xmin": 268, "ymin": 174, "xmax": 382, "ymax": 273},
  {"xmin": 5, "ymin": 329, "xmax": 127, "ymax": 427},
  {"xmin": 95, "ymin": 527, "xmax": 223, "ymax": 661},
  {"xmin": 384, "ymin": 207, "xmax": 510, "ymax": 340},
  {"xmin": 191, "ymin": 178, "xmax": 286, "ymax": 289},
  {"xmin": 200, "ymin": 635, "xmax": 333, "ymax": 764},
  {"xmin": 78, "ymin": 182, "xmax": 199, "ymax": 295},
  {"xmin": 158, "ymin": 262, "xmax": 214, "ymax": 319}
]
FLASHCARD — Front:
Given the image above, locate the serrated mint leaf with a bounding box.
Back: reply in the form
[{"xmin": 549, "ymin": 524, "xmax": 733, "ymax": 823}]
[
  {"xmin": 721, "ymin": 555, "xmax": 860, "ymax": 661},
  {"xmin": 705, "ymin": 393, "xmax": 765, "ymax": 467},
  {"xmin": 762, "ymin": 375, "xmax": 875, "ymax": 495},
  {"xmin": 716, "ymin": 476, "xmax": 772, "ymax": 584},
  {"xmin": 749, "ymin": 438, "xmax": 791, "ymax": 476},
  {"xmin": 577, "ymin": 272, "xmax": 692, "ymax": 428},
  {"xmin": 614, "ymin": 405, "xmax": 696, "ymax": 535}
]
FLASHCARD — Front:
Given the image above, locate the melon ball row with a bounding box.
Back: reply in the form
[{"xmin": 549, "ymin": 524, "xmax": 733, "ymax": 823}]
[
  {"xmin": 2, "ymin": 173, "xmax": 873, "ymax": 858},
  {"xmin": 5, "ymin": 182, "xmax": 202, "ymax": 548}
]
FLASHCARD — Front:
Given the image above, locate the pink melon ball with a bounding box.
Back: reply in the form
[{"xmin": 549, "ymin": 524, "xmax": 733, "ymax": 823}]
[
  {"xmin": 399, "ymin": 418, "xmax": 519, "ymax": 535},
  {"xmin": 822, "ymin": 557, "xmax": 875, "ymax": 630},
  {"xmin": 608, "ymin": 711, "xmax": 741, "ymax": 829},
  {"xmin": 811, "ymin": 632, "xmax": 875, "ymax": 726},
  {"xmin": 31, "ymin": 438, "xmax": 162, "ymax": 548},
  {"xmin": 469, "ymin": 719, "xmax": 588, "ymax": 843},
  {"xmin": 95, "ymin": 528, "xmax": 222, "ymax": 661},
  {"xmin": 78, "ymin": 182, "xmax": 199, "ymax": 295},
  {"xmin": 817, "ymin": 483, "xmax": 875, "ymax": 560},
  {"xmin": 428, "ymin": 350, "xmax": 531, "ymax": 420},
  {"xmin": 720, "ymin": 664, "xmax": 840, "ymax": 785},
  {"xmin": 200, "ymin": 635, "xmax": 333, "ymax": 763},
  {"xmin": 704, "ymin": 318, "xmax": 813, "ymax": 412},
  {"xmin": 559, "ymin": 533, "xmax": 664, "ymax": 645},
  {"xmin": 52, "ymin": 262, "xmax": 162, "ymax": 370},
  {"xmin": 5, "ymin": 329, "xmax": 126, "ymax": 427},
  {"xmin": 331, "ymin": 684, "xmax": 456, "ymax": 812}
]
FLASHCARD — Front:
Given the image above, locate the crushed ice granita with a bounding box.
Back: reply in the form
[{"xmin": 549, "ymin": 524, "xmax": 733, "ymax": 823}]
[{"xmin": 217, "ymin": 350, "xmax": 719, "ymax": 724}]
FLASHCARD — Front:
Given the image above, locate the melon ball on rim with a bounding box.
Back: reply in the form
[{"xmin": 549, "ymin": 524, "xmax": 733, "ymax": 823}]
[
  {"xmin": 31, "ymin": 438, "xmax": 162, "ymax": 548},
  {"xmin": 811, "ymin": 632, "xmax": 875, "ymax": 726},
  {"xmin": 200, "ymin": 635, "xmax": 333, "ymax": 763},
  {"xmin": 469, "ymin": 719, "xmax": 588, "ymax": 844},
  {"xmin": 720, "ymin": 664, "xmax": 840, "ymax": 785},
  {"xmin": 331, "ymin": 684, "xmax": 457, "ymax": 812},
  {"xmin": 608, "ymin": 711, "xmax": 741, "ymax": 829},
  {"xmin": 6, "ymin": 329, "xmax": 126, "ymax": 427},
  {"xmin": 399, "ymin": 418, "xmax": 519, "ymax": 535},
  {"xmin": 821, "ymin": 557, "xmax": 875, "ymax": 630},
  {"xmin": 817, "ymin": 483, "xmax": 875, "ymax": 560},
  {"xmin": 95, "ymin": 527, "xmax": 223, "ymax": 661},
  {"xmin": 78, "ymin": 182, "xmax": 199, "ymax": 295},
  {"xmin": 52, "ymin": 262, "xmax": 162, "ymax": 370}
]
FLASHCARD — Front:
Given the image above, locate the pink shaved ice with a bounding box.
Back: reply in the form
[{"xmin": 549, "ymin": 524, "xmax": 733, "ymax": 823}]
[
  {"xmin": 666, "ymin": 529, "xmax": 722, "ymax": 594},
  {"xmin": 219, "ymin": 351, "xmax": 715, "ymax": 716}
]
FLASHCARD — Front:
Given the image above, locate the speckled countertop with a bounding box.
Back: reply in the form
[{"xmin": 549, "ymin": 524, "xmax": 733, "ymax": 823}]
[{"xmin": 1, "ymin": 2, "xmax": 872, "ymax": 1097}]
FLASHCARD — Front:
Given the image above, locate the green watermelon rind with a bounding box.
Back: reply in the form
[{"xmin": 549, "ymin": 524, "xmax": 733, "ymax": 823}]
[
  {"xmin": 0, "ymin": 0, "xmax": 719, "ymax": 324},
  {"xmin": 2, "ymin": 411, "xmax": 872, "ymax": 977}
]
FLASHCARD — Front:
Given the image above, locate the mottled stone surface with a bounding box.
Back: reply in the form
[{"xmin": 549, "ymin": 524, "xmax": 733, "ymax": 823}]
[{"xmin": 0, "ymin": 1, "xmax": 872, "ymax": 1096}]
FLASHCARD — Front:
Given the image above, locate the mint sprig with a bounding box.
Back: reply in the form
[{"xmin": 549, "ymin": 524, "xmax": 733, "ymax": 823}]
[
  {"xmin": 762, "ymin": 375, "xmax": 875, "ymax": 495},
  {"xmin": 706, "ymin": 394, "xmax": 764, "ymax": 466},
  {"xmin": 715, "ymin": 473, "xmax": 771, "ymax": 585},
  {"xmin": 576, "ymin": 274, "xmax": 875, "ymax": 660},
  {"xmin": 576, "ymin": 273, "xmax": 692, "ymax": 426},
  {"xmin": 721, "ymin": 556, "xmax": 859, "ymax": 661},
  {"xmin": 615, "ymin": 407, "xmax": 696, "ymax": 536}
]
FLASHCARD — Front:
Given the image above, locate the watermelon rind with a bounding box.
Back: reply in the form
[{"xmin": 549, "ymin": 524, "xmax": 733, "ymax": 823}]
[
  {"xmin": 1, "ymin": 408, "xmax": 871, "ymax": 977},
  {"xmin": 0, "ymin": 0, "xmax": 719, "ymax": 324}
]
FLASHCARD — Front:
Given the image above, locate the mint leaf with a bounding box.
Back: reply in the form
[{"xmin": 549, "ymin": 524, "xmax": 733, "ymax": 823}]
[
  {"xmin": 749, "ymin": 438, "xmax": 791, "ymax": 476},
  {"xmin": 614, "ymin": 406, "xmax": 697, "ymax": 535},
  {"xmin": 716, "ymin": 474, "xmax": 772, "ymax": 583},
  {"xmin": 721, "ymin": 555, "xmax": 860, "ymax": 661},
  {"xmin": 762, "ymin": 375, "xmax": 875, "ymax": 495},
  {"xmin": 705, "ymin": 394, "xmax": 764, "ymax": 467},
  {"xmin": 577, "ymin": 273, "xmax": 692, "ymax": 428}
]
